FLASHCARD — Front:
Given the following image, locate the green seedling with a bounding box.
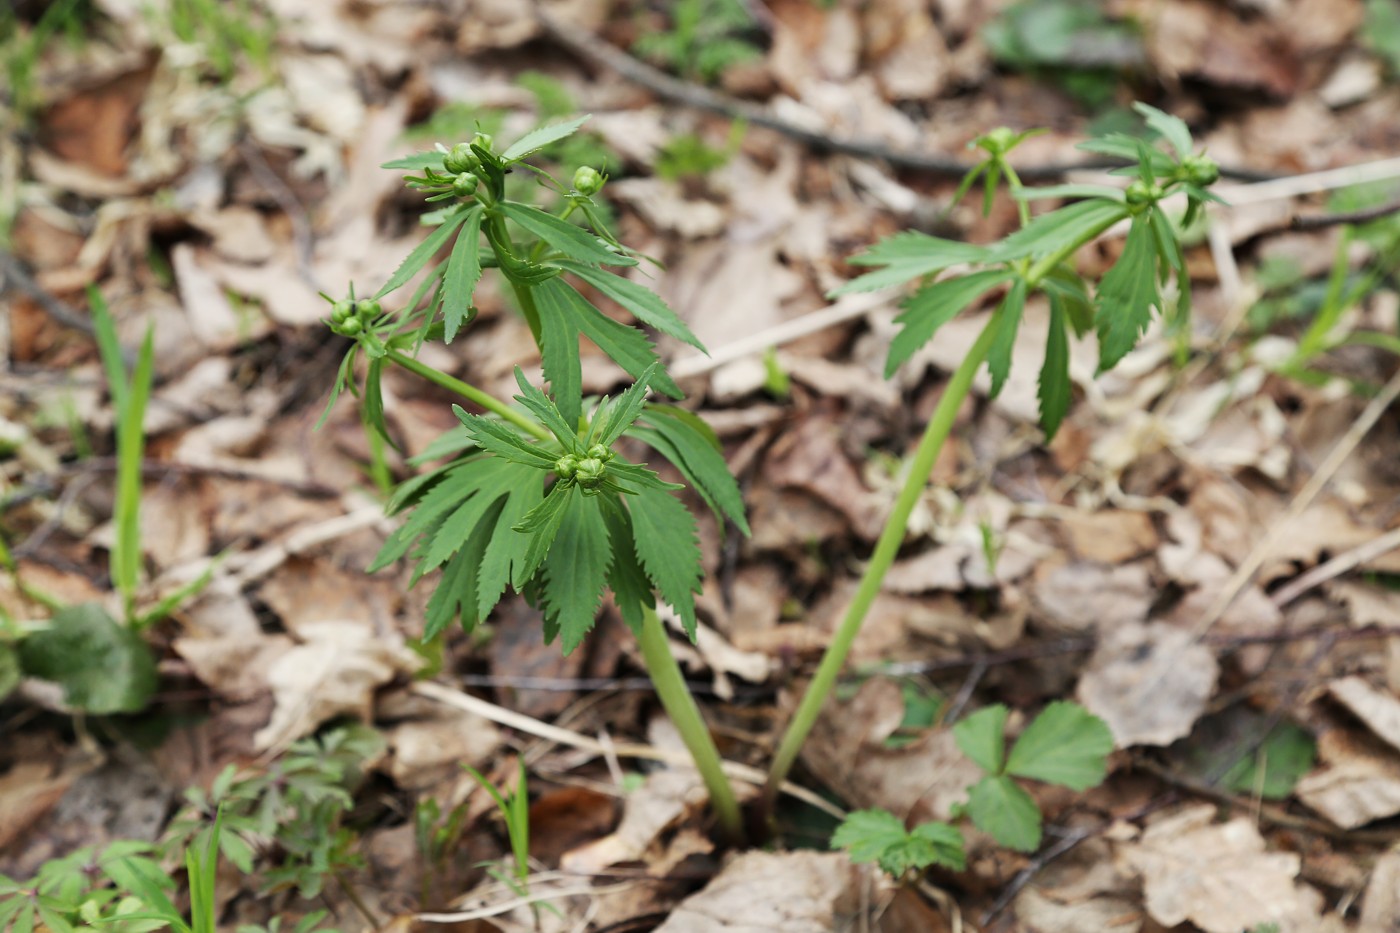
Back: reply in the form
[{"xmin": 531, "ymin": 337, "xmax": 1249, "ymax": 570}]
[
  {"xmin": 154, "ymin": 0, "xmax": 275, "ymax": 83},
  {"xmin": 0, "ymin": 0, "xmax": 92, "ymax": 130},
  {"xmin": 982, "ymin": 0, "xmax": 1144, "ymax": 109},
  {"xmin": 632, "ymin": 0, "xmax": 762, "ymax": 83},
  {"xmin": 1365, "ymin": 0, "xmax": 1400, "ymax": 76},
  {"xmin": 833, "ymin": 700, "xmax": 1113, "ymax": 877},
  {"xmin": 765, "ymin": 102, "xmax": 1221, "ymax": 807}
]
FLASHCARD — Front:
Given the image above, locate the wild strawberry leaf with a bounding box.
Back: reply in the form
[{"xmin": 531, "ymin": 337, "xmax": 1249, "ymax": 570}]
[
  {"xmin": 1005, "ymin": 700, "xmax": 1115, "ymax": 791},
  {"xmin": 953, "ymin": 704, "xmax": 1009, "ymax": 776},
  {"xmin": 965, "ymin": 775, "xmax": 1042, "ymax": 852},
  {"xmin": 831, "ymin": 810, "xmax": 967, "ymax": 876}
]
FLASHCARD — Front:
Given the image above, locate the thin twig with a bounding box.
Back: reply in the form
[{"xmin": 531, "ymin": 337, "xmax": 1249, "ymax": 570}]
[
  {"xmin": 982, "ymin": 825, "xmax": 1095, "ymax": 924},
  {"xmin": 1292, "ymin": 195, "xmax": 1400, "ymax": 231},
  {"xmin": 1269, "ymin": 524, "xmax": 1400, "ymax": 609},
  {"xmin": 0, "ymin": 248, "xmax": 96, "ymax": 336}
]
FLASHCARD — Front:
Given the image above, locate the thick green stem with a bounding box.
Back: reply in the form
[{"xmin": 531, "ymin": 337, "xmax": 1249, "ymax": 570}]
[
  {"xmin": 635, "ymin": 605, "xmax": 744, "ymax": 843},
  {"xmin": 384, "ymin": 350, "xmax": 549, "ymax": 441},
  {"xmin": 762, "ymin": 314, "xmax": 1002, "ymax": 811}
]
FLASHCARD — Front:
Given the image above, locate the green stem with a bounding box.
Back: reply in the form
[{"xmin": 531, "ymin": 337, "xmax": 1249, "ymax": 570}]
[
  {"xmin": 384, "ymin": 350, "xmax": 549, "ymax": 441},
  {"xmin": 484, "ymin": 212, "xmax": 544, "ymax": 343},
  {"xmin": 635, "ymin": 605, "xmax": 744, "ymax": 843},
  {"xmin": 762, "ymin": 314, "xmax": 1001, "ymax": 812}
]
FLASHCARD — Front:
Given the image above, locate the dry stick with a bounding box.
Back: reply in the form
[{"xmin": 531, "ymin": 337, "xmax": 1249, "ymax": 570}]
[
  {"xmin": 1269, "ymin": 524, "xmax": 1400, "ymax": 609},
  {"xmin": 529, "ymin": 3, "xmax": 1277, "ymax": 183},
  {"xmin": 0, "ymin": 248, "xmax": 97, "ymax": 336},
  {"xmin": 1292, "ymin": 195, "xmax": 1400, "ymax": 231},
  {"xmin": 411, "ymin": 681, "xmax": 846, "ymax": 820},
  {"xmin": 1188, "ymin": 366, "xmax": 1400, "ymax": 642}
]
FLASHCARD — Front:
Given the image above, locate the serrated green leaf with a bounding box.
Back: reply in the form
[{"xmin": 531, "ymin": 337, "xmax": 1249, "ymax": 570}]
[
  {"xmin": 514, "ymin": 482, "xmax": 573, "ymax": 584},
  {"xmin": 501, "ymin": 202, "xmax": 636, "ymax": 266},
  {"xmin": 605, "ymin": 460, "xmax": 678, "ymax": 493},
  {"xmin": 953, "ymin": 704, "xmax": 1009, "ymax": 775},
  {"xmin": 886, "ymin": 269, "xmax": 1015, "ymax": 376},
  {"xmin": 831, "ymin": 809, "xmax": 910, "ymax": 863},
  {"xmin": 1095, "ymin": 216, "xmax": 1160, "ymax": 372},
  {"xmin": 482, "ymin": 474, "xmax": 543, "ymax": 603},
  {"xmin": 599, "ymin": 497, "xmax": 653, "ymax": 637},
  {"xmin": 831, "ymin": 810, "xmax": 966, "ymax": 876},
  {"xmin": 629, "ymin": 407, "xmax": 749, "ymax": 535},
  {"xmin": 501, "ymin": 115, "xmax": 591, "ymax": 163},
  {"xmin": 1018, "ymin": 184, "xmax": 1125, "ymax": 202},
  {"xmin": 987, "ymin": 279, "xmax": 1027, "ymax": 399},
  {"xmin": 1148, "ymin": 205, "xmax": 1183, "ymax": 275},
  {"xmin": 628, "ymin": 486, "xmax": 703, "ymax": 640},
  {"xmin": 511, "ymin": 368, "xmax": 580, "ymax": 449},
  {"xmin": 1218, "ymin": 721, "xmax": 1316, "ymax": 800},
  {"xmin": 965, "ymin": 775, "xmax": 1042, "ymax": 852},
  {"xmin": 573, "ymin": 295, "xmax": 684, "ymax": 398},
  {"xmin": 382, "ymin": 151, "xmax": 448, "ymax": 171},
  {"xmin": 363, "ymin": 357, "xmax": 391, "ymax": 446},
  {"xmin": 422, "ymin": 474, "xmax": 509, "ymax": 571},
  {"xmin": 1038, "ymin": 298, "xmax": 1072, "ymax": 440},
  {"xmin": 831, "ymin": 233, "xmax": 990, "ymax": 295},
  {"xmin": 1134, "ymin": 102, "xmax": 1194, "ymax": 159},
  {"xmin": 1006, "ymin": 700, "xmax": 1115, "ymax": 790},
  {"xmin": 376, "ymin": 206, "xmax": 471, "ymax": 299},
  {"xmin": 425, "ymin": 507, "xmax": 497, "ymax": 639},
  {"xmin": 1041, "ymin": 264, "xmax": 1094, "ymax": 337},
  {"xmin": 455, "ymin": 407, "xmax": 559, "ymax": 470},
  {"xmin": 591, "ymin": 364, "xmax": 657, "ymax": 448},
  {"xmin": 540, "ymin": 492, "xmax": 613, "ymax": 654},
  {"xmin": 441, "ymin": 206, "xmax": 484, "ymax": 342},
  {"xmin": 555, "ymin": 260, "xmax": 705, "ymax": 351},
  {"xmin": 1077, "ymin": 136, "xmax": 1176, "ymax": 175},
  {"xmin": 18, "ymin": 603, "xmax": 157, "ymax": 714},
  {"xmin": 987, "ymin": 199, "xmax": 1127, "ymax": 263},
  {"xmin": 533, "ymin": 279, "xmax": 586, "ymax": 427},
  {"xmin": 909, "ymin": 822, "xmax": 967, "ymax": 871},
  {"xmin": 372, "ymin": 456, "xmax": 494, "ymax": 570}
]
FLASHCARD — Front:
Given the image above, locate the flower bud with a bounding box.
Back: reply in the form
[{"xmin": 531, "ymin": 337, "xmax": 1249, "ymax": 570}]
[
  {"xmin": 573, "ymin": 165, "xmax": 604, "ymax": 196},
  {"xmin": 575, "ymin": 457, "xmax": 605, "ymax": 488},
  {"xmin": 339, "ymin": 317, "xmax": 362, "ymax": 336},
  {"xmin": 1185, "ymin": 155, "xmax": 1219, "ymax": 186},
  {"xmin": 443, "ymin": 143, "xmax": 475, "ymax": 174},
  {"xmin": 453, "ymin": 172, "xmax": 479, "ymax": 198},
  {"xmin": 1125, "ymin": 180, "xmax": 1154, "ymax": 206},
  {"xmin": 356, "ymin": 298, "xmax": 381, "ymax": 320},
  {"xmin": 586, "ymin": 443, "xmax": 612, "ymax": 462},
  {"xmin": 471, "ymin": 132, "xmax": 493, "ymax": 153},
  {"xmin": 555, "ymin": 455, "xmax": 579, "ymax": 479},
  {"xmin": 330, "ymin": 299, "xmax": 354, "ymax": 323}
]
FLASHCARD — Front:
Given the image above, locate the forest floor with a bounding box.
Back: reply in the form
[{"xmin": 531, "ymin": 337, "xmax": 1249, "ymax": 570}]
[{"xmin": 4, "ymin": 0, "xmax": 1400, "ymax": 931}]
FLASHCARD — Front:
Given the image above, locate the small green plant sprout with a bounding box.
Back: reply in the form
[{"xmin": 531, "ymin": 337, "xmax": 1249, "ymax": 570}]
[
  {"xmin": 329, "ymin": 117, "xmax": 749, "ymax": 840},
  {"xmin": 0, "ymin": 837, "xmax": 172, "ymax": 932},
  {"xmin": 831, "ymin": 810, "xmax": 967, "ymax": 880},
  {"xmin": 463, "ymin": 761, "xmax": 535, "ymax": 898},
  {"xmin": 632, "ymin": 0, "xmax": 763, "ymax": 83},
  {"xmin": 765, "ymin": 102, "xmax": 1219, "ymax": 808},
  {"xmin": 952, "ymin": 701, "xmax": 1113, "ymax": 851}
]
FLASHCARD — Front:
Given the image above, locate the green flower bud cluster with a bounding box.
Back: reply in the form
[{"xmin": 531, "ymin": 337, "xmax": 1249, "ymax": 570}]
[
  {"xmin": 573, "ymin": 165, "xmax": 604, "ymax": 196},
  {"xmin": 442, "ymin": 133, "xmax": 496, "ymax": 201},
  {"xmin": 554, "ymin": 444, "xmax": 616, "ymax": 492},
  {"xmin": 1125, "ymin": 179, "xmax": 1164, "ymax": 212},
  {"xmin": 1180, "ymin": 154, "xmax": 1220, "ymax": 187},
  {"xmin": 329, "ymin": 296, "xmax": 382, "ymax": 337}
]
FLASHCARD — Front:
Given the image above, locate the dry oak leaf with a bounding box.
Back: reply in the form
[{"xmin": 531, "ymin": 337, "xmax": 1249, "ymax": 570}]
[
  {"xmin": 1119, "ymin": 805, "xmax": 1323, "ymax": 933},
  {"xmin": 254, "ymin": 621, "xmax": 419, "ymax": 751},
  {"xmin": 1296, "ymin": 726, "xmax": 1400, "ymax": 829},
  {"xmin": 1076, "ymin": 621, "xmax": 1218, "ymax": 747},
  {"xmin": 652, "ymin": 850, "xmax": 862, "ymax": 933},
  {"xmin": 1328, "ymin": 676, "xmax": 1400, "ymax": 754}
]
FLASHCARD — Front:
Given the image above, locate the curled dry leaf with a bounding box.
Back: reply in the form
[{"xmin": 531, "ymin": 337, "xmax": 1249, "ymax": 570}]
[
  {"xmin": 1032, "ymin": 561, "xmax": 1154, "ymax": 633},
  {"xmin": 1327, "ymin": 676, "xmax": 1400, "ymax": 754},
  {"xmin": 254, "ymin": 621, "xmax": 419, "ymax": 751},
  {"xmin": 1076, "ymin": 621, "xmax": 1218, "ymax": 747},
  {"xmin": 652, "ymin": 850, "xmax": 862, "ymax": 933},
  {"xmin": 561, "ymin": 769, "xmax": 711, "ymax": 875},
  {"xmin": 1118, "ymin": 804, "xmax": 1324, "ymax": 933},
  {"xmin": 1296, "ymin": 725, "xmax": 1400, "ymax": 829},
  {"xmin": 1361, "ymin": 847, "xmax": 1400, "ymax": 930}
]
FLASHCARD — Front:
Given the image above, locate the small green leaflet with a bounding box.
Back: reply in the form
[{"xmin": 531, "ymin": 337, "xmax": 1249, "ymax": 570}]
[
  {"xmin": 886, "ymin": 269, "xmax": 1015, "ymax": 376},
  {"xmin": 1134, "ymin": 101, "xmax": 1194, "ymax": 159},
  {"xmin": 953, "ymin": 704, "xmax": 1009, "ymax": 775},
  {"xmin": 501, "ymin": 202, "xmax": 636, "ymax": 266},
  {"xmin": 965, "ymin": 775, "xmax": 1042, "ymax": 852},
  {"xmin": 501, "ymin": 114, "xmax": 591, "ymax": 163},
  {"xmin": 554, "ymin": 260, "xmax": 706, "ymax": 351},
  {"xmin": 377, "ymin": 205, "xmax": 471, "ymax": 299},
  {"xmin": 987, "ymin": 278, "xmax": 1027, "ymax": 399},
  {"xmin": 600, "ymin": 497, "xmax": 654, "ymax": 636},
  {"xmin": 628, "ymin": 485, "xmax": 703, "ymax": 639},
  {"xmin": 590, "ymin": 364, "xmax": 657, "ymax": 448},
  {"xmin": 382, "ymin": 151, "xmax": 449, "ymax": 171},
  {"xmin": 831, "ymin": 233, "xmax": 990, "ymax": 295},
  {"xmin": 628, "ymin": 405, "xmax": 750, "ymax": 535},
  {"xmin": 1037, "ymin": 298, "xmax": 1072, "ymax": 440},
  {"xmin": 831, "ymin": 809, "xmax": 967, "ymax": 876},
  {"xmin": 986, "ymin": 198, "xmax": 1126, "ymax": 263},
  {"xmin": 540, "ymin": 492, "xmax": 613, "ymax": 653},
  {"xmin": 1005, "ymin": 700, "xmax": 1115, "ymax": 791},
  {"xmin": 441, "ymin": 206, "xmax": 484, "ymax": 342},
  {"xmin": 1095, "ymin": 216, "xmax": 1160, "ymax": 373},
  {"xmin": 424, "ymin": 516, "xmax": 493, "ymax": 640},
  {"xmin": 511, "ymin": 368, "xmax": 581, "ymax": 448}
]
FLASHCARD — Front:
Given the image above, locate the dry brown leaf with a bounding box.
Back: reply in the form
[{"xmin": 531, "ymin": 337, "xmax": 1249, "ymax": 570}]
[
  {"xmin": 652, "ymin": 850, "xmax": 862, "ymax": 933},
  {"xmin": 1361, "ymin": 847, "xmax": 1400, "ymax": 930},
  {"xmin": 1328, "ymin": 676, "xmax": 1400, "ymax": 754},
  {"xmin": 1077, "ymin": 621, "xmax": 1218, "ymax": 747},
  {"xmin": 560, "ymin": 769, "xmax": 709, "ymax": 875},
  {"xmin": 1016, "ymin": 836, "xmax": 1142, "ymax": 933},
  {"xmin": 174, "ymin": 632, "xmax": 294, "ymax": 702},
  {"xmin": 1056, "ymin": 509, "xmax": 1158, "ymax": 564},
  {"xmin": 765, "ymin": 416, "xmax": 885, "ymax": 540},
  {"xmin": 254, "ymin": 621, "xmax": 418, "ymax": 751},
  {"xmin": 384, "ymin": 707, "xmax": 500, "ymax": 791},
  {"xmin": 1143, "ymin": 0, "xmax": 1297, "ymax": 96},
  {"xmin": 1296, "ymin": 726, "xmax": 1400, "ymax": 829},
  {"xmin": 1119, "ymin": 805, "xmax": 1323, "ymax": 933},
  {"xmin": 1032, "ymin": 561, "xmax": 1154, "ymax": 632}
]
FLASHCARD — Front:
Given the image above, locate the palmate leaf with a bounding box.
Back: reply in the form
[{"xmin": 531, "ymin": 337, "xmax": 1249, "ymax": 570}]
[
  {"xmin": 441, "ymin": 206, "xmax": 484, "ymax": 342},
  {"xmin": 501, "ymin": 114, "xmax": 591, "ymax": 163},
  {"xmin": 1038, "ymin": 297, "xmax": 1072, "ymax": 440},
  {"xmin": 831, "ymin": 810, "xmax": 967, "ymax": 876},
  {"xmin": 887, "ymin": 269, "xmax": 1015, "ymax": 376},
  {"xmin": 628, "ymin": 485, "xmax": 703, "ymax": 639},
  {"xmin": 454, "ymin": 406, "xmax": 560, "ymax": 470},
  {"xmin": 514, "ymin": 482, "xmax": 574, "ymax": 584},
  {"xmin": 539, "ymin": 491, "xmax": 613, "ymax": 653},
  {"xmin": 1005, "ymin": 700, "xmax": 1114, "ymax": 791},
  {"xmin": 1094, "ymin": 216, "xmax": 1160, "ymax": 372},
  {"xmin": 987, "ymin": 278, "xmax": 1027, "ymax": 399},
  {"xmin": 501, "ymin": 202, "xmax": 636, "ymax": 266},
  {"xmin": 512, "ymin": 367, "xmax": 579, "ymax": 449},
  {"xmin": 831, "ymin": 233, "xmax": 991, "ymax": 295},
  {"xmin": 554, "ymin": 260, "xmax": 705, "ymax": 350},
  {"xmin": 628, "ymin": 405, "xmax": 749, "ymax": 534}
]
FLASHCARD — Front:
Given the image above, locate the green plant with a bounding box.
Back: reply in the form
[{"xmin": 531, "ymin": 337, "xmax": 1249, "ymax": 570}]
[
  {"xmin": 324, "ymin": 117, "xmax": 749, "ymax": 839},
  {"xmin": 654, "ymin": 125, "xmax": 743, "ymax": 182},
  {"xmin": 833, "ymin": 701, "xmax": 1113, "ymax": 876},
  {"xmin": 764, "ymin": 102, "xmax": 1220, "ymax": 807},
  {"xmin": 982, "ymin": 0, "xmax": 1144, "ymax": 109},
  {"xmin": 153, "ymin": 0, "xmax": 275, "ymax": 83},
  {"xmin": 0, "ymin": 0, "xmax": 93, "ymax": 130},
  {"xmin": 462, "ymin": 760, "xmax": 554, "ymax": 920},
  {"xmin": 632, "ymin": 0, "xmax": 762, "ymax": 83},
  {"xmin": 1365, "ymin": 0, "xmax": 1400, "ymax": 76}
]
